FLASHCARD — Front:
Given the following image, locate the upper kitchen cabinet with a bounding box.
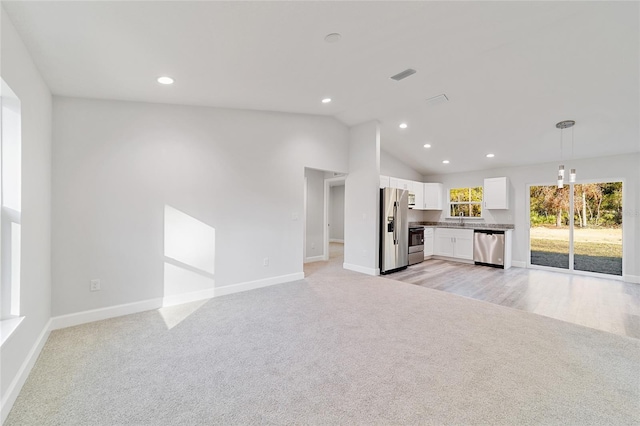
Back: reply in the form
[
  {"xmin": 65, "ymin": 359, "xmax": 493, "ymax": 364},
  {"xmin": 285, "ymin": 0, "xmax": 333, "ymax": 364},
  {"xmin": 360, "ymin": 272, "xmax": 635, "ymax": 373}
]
[
  {"xmin": 423, "ymin": 183, "xmax": 443, "ymax": 210},
  {"xmin": 380, "ymin": 175, "xmax": 390, "ymax": 188},
  {"xmin": 413, "ymin": 181, "xmax": 425, "ymax": 210},
  {"xmin": 389, "ymin": 177, "xmax": 411, "ymax": 190},
  {"xmin": 484, "ymin": 177, "xmax": 509, "ymax": 209}
]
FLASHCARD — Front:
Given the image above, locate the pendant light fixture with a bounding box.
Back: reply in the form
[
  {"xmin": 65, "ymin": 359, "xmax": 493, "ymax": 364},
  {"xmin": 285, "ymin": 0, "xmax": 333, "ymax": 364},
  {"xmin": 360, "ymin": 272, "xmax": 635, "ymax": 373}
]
[{"xmin": 556, "ymin": 120, "xmax": 576, "ymax": 188}]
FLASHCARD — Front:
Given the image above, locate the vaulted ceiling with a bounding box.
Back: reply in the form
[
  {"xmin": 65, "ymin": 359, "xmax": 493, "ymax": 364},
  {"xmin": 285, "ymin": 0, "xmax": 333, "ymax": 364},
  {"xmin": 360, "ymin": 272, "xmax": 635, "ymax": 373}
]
[{"xmin": 3, "ymin": 1, "xmax": 638, "ymax": 175}]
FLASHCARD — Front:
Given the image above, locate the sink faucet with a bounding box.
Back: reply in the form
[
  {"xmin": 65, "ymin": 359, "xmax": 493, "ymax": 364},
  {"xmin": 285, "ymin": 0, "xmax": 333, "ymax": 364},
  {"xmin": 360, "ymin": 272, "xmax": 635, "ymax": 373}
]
[{"xmin": 459, "ymin": 212, "xmax": 464, "ymax": 225}]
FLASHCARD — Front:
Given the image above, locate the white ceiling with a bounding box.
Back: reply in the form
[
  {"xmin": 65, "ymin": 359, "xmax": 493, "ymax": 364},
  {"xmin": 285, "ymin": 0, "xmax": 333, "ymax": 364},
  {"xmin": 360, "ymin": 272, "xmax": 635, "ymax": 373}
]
[{"xmin": 3, "ymin": 1, "xmax": 639, "ymax": 175}]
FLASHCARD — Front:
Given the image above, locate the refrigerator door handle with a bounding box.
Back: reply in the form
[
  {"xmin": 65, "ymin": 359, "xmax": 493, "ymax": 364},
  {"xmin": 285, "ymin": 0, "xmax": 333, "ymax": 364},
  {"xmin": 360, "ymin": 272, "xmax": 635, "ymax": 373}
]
[{"xmin": 393, "ymin": 202, "xmax": 398, "ymax": 244}]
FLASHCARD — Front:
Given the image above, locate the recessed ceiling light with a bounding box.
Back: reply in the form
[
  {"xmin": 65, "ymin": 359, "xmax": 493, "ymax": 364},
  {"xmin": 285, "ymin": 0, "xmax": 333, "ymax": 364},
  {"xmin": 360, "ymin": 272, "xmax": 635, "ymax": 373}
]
[
  {"xmin": 322, "ymin": 98, "xmax": 332, "ymax": 104},
  {"xmin": 399, "ymin": 123, "xmax": 408, "ymax": 129},
  {"xmin": 486, "ymin": 153, "xmax": 495, "ymax": 158},
  {"xmin": 423, "ymin": 144, "xmax": 431, "ymax": 148},
  {"xmin": 442, "ymin": 160, "xmax": 450, "ymax": 164},
  {"xmin": 324, "ymin": 33, "xmax": 342, "ymax": 43},
  {"xmin": 157, "ymin": 76, "xmax": 174, "ymax": 85}
]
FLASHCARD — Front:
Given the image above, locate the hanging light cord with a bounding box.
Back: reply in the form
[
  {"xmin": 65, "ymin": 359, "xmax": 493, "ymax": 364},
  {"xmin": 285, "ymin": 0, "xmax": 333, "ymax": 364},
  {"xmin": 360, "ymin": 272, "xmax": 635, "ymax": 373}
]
[{"xmin": 571, "ymin": 126, "xmax": 574, "ymax": 159}]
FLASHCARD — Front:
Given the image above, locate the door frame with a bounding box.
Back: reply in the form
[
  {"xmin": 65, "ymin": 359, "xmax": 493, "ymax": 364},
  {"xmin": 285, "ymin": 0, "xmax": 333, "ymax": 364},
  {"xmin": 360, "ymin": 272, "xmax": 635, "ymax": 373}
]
[
  {"xmin": 526, "ymin": 177, "xmax": 625, "ymax": 280},
  {"xmin": 324, "ymin": 176, "xmax": 346, "ymax": 261}
]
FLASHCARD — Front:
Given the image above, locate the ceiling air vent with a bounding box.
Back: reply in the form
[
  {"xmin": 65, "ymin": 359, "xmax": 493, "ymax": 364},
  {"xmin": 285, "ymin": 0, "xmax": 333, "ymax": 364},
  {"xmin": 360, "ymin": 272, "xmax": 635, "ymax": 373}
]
[{"xmin": 390, "ymin": 68, "xmax": 417, "ymax": 81}]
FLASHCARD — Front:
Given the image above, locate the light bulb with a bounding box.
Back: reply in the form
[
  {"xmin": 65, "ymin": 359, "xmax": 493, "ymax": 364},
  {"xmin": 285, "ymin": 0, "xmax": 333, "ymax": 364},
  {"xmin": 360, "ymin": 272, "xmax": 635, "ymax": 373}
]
[
  {"xmin": 558, "ymin": 165, "xmax": 565, "ymax": 179},
  {"xmin": 557, "ymin": 175, "xmax": 564, "ymax": 189},
  {"xmin": 569, "ymin": 169, "xmax": 576, "ymax": 183}
]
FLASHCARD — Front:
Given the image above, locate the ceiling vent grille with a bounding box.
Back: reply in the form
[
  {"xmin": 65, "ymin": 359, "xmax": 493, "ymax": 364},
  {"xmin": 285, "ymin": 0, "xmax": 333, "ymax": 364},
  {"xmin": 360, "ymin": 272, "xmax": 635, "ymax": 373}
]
[
  {"xmin": 390, "ymin": 69, "xmax": 417, "ymax": 81},
  {"xmin": 426, "ymin": 94, "xmax": 449, "ymax": 105}
]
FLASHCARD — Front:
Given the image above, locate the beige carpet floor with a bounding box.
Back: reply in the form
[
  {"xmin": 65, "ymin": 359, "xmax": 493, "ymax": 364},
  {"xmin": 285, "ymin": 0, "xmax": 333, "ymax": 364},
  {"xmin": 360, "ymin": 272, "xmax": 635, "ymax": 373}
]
[{"xmin": 6, "ymin": 244, "xmax": 640, "ymax": 425}]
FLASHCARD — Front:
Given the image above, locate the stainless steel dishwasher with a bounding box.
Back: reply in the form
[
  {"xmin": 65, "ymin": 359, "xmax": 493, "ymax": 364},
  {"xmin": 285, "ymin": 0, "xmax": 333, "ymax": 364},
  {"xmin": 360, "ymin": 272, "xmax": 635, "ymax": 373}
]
[{"xmin": 473, "ymin": 230, "xmax": 505, "ymax": 268}]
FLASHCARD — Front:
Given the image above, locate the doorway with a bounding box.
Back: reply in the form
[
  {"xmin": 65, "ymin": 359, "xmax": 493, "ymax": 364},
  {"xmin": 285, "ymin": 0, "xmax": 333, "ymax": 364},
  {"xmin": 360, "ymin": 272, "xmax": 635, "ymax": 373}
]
[
  {"xmin": 303, "ymin": 168, "xmax": 346, "ymax": 264},
  {"xmin": 528, "ymin": 181, "xmax": 623, "ymax": 277}
]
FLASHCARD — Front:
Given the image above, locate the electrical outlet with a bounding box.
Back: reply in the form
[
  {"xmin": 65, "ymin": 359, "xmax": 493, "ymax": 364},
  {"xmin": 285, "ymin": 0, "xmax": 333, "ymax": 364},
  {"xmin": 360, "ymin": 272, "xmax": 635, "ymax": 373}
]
[
  {"xmin": 263, "ymin": 257, "xmax": 269, "ymax": 266},
  {"xmin": 90, "ymin": 279, "xmax": 101, "ymax": 292}
]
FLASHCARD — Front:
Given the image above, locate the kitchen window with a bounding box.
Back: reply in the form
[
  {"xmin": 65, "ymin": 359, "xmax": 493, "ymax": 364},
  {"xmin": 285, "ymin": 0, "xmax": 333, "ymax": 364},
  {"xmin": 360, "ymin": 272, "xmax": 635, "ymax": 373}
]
[{"xmin": 449, "ymin": 187, "xmax": 483, "ymax": 217}]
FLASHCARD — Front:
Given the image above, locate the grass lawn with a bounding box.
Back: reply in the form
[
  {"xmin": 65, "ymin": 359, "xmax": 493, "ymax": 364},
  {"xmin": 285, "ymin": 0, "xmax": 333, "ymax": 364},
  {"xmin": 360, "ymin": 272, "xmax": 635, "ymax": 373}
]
[
  {"xmin": 530, "ymin": 226, "xmax": 622, "ymax": 276},
  {"xmin": 530, "ymin": 238, "xmax": 622, "ymax": 258}
]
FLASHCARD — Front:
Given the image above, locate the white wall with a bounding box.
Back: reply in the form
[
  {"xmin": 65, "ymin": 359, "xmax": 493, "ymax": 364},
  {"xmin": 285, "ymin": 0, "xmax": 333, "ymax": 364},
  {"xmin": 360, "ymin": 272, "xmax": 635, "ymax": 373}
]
[
  {"xmin": 304, "ymin": 168, "xmax": 325, "ymax": 259},
  {"xmin": 329, "ymin": 184, "xmax": 345, "ymax": 241},
  {"xmin": 0, "ymin": 9, "xmax": 52, "ymax": 419},
  {"xmin": 424, "ymin": 153, "xmax": 640, "ymax": 281},
  {"xmin": 381, "ymin": 149, "xmax": 423, "ymax": 181},
  {"xmin": 52, "ymin": 97, "xmax": 348, "ymax": 316},
  {"xmin": 344, "ymin": 121, "xmax": 380, "ymax": 275}
]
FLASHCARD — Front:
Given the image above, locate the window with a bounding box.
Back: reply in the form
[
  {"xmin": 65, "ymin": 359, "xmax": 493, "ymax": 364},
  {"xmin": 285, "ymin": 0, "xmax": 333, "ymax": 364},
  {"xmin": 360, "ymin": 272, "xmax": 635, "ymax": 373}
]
[
  {"xmin": 449, "ymin": 187, "xmax": 483, "ymax": 217},
  {"xmin": 1, "ymin": 78, "xmax": 22, "ymax": 321}
]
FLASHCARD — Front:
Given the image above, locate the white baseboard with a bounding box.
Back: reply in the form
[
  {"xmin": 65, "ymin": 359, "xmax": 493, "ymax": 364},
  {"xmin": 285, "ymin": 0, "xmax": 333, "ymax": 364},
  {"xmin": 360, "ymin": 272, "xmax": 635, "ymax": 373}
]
[
  {"xmin": 329, "ymin": 239, "xmax": 344, "ymax": 243},
  {"xmin": 304, "ymin": 255, "xmax": 325, "ymax": 264},
  {"xmin": 624, "ymin": 274, "xmax": 640, "ymax": 284},
  {"xmin": 214, "ymin": 273, "xmax": 304, "ymax": 297},
  {"xmin": 1, "ymin": 319, "xmax": 52, "ymax": 424},
  {"xmin": 162, "ymin": 288, "xmax": 216, "ymax": 308},
  {"xmin": 50, "ymin": 298, "xmax": 163, "ymax": 331},
  {"xmin": 511, "ymin": 260, "xmax": 527, "ymax": 268},
  {"xmin": 343, "ymin": 263, "xmax": 379, "ymax": 276}
]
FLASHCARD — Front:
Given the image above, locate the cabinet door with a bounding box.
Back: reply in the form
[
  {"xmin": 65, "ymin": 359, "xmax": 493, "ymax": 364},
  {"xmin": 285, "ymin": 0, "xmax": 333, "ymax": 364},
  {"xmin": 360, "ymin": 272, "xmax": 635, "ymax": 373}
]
[
  {"xmin": 413, "ymin": 181, "xmax": 425, "ymax": 210},
  {"xmin": 434, "ymin": 229, "xmax": 454, "ymax": 257},
  {"xmin": 390, "ymin": 178, "xmax": 410, "ymax": 190},
  {"xmin": 423, "ymin": 183, "xmax": 443, "ymax": 210},
  {"xmin": 453, "ymin": 232, "xmax": 474, "ymax": 260},
  {"xmin": 424, "ymin": 228, "xmax": 434, "ymax": 257},
  {"xmin": 380, "ymin": 175, "xmax": 390, "ymax": 188},
  {"xmin": 484, "ymin": 177, "xmax": 509, "ymax": 209}
]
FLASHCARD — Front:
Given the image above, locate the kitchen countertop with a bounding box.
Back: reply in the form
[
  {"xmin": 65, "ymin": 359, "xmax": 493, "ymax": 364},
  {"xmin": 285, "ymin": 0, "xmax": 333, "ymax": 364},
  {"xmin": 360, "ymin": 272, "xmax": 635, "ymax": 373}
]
[{"xmin": 410, "ymin": 221, "xmax": 514, "ymax": 231}]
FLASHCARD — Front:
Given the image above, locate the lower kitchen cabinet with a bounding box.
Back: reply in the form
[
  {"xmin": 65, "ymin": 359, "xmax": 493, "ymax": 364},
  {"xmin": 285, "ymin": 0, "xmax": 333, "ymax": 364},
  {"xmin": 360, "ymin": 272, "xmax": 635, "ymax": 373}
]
[
  {"xmin": 434, "ymin": 228, "xmax": 474, "ymax": 260},
  {"xmin": 424, "ymin": 227, "xmax": 434, "ymax": 257}
]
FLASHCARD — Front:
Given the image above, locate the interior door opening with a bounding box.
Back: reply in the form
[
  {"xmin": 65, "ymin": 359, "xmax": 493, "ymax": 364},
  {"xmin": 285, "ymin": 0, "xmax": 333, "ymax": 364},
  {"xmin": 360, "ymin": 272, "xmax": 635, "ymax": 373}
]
[{"xmin": 528, "ymin": 181, "xmax": 623, "ymax": 277}]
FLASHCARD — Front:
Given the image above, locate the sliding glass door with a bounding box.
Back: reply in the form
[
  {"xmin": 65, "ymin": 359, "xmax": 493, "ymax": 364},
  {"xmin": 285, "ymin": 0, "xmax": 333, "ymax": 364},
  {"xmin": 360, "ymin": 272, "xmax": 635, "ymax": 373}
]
[
  {"xmin": 572, "ymin": 183, "xmax": 623, "ymax": 276},
  {"xmin": 529, "ymin": 181, "xmax": 622, "ymax": 277},
  {"xmin": 529, "ymin": 185, "xmax": 570, "ymax": 269}
]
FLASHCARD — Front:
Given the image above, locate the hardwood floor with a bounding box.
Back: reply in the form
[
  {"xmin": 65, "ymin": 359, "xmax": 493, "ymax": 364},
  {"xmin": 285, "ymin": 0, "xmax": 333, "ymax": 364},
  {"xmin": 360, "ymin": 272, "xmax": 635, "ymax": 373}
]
[{"xmin": 383, "ymin": 258, "xmax": 640, "ymax": 339}]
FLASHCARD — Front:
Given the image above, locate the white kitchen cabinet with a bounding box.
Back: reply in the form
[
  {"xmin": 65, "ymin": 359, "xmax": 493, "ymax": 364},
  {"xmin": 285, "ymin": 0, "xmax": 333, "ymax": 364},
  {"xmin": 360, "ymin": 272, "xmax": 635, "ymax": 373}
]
[
  {"xmin": 484, "ymin": 177, "xmax": 509, "ymax": 209},
  {"xmin": 434, "ymin": 228, "xmax": 474, "ymax": 260},
  {"xmin": 423, "ymin": 183, "xmax": 443, "ymax": 210},
  {"xmin": 423, "ymin": 227, "xmax": 434, "ymax": 257},
  {"xmin": 390, "ymin": 177, "xmax": 411, "ymax": 190},
  {"xmin": 380, "ymin": 175, "xmax": 390, "ymax": 188},
  {"xmin": 413, "ymin": 181, "xmax": 425, "ymax": 210}
]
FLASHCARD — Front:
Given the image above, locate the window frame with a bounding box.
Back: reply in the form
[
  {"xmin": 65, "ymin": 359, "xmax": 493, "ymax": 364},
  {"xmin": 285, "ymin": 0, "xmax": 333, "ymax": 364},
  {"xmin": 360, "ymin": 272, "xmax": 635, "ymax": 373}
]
[{"xmin": 448, "ymin": 186, "xmax": 484, "ymax": 218}]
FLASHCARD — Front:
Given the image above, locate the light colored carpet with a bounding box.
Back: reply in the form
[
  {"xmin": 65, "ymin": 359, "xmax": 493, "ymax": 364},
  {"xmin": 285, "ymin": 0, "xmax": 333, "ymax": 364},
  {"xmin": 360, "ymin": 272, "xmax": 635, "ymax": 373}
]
[{"xmin": 6, "ymin": 245, "xmax": 640, "ymax": 425}]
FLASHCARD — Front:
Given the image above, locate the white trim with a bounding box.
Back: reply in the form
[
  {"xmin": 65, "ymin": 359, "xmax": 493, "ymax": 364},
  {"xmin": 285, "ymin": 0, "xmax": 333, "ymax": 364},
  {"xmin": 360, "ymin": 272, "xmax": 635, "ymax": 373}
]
[
  {"xmin": 324, "ymin": 176, "xmax": 346, "ymax": 269},
  {"xmin": 343, "ymin": 263, "xmax": 379, "ymax": 276},
  {"xmin": 50, "ymin": 298, "xmax": 163, "ymax": 331},
  {"xmin": 329, "ymin": 239, "xmax": 344, "ymax": 243},
  {"xmin": 0, "ymin": 316, "xmax": 24, "ymax": 347},
  {"xmin": 1, "ymin": 319, "xmax": 52, "ymax": 424},
  {"xmin": 162, "ymin": 288, "xmax": 216, "ymax": 308},
  {"xmin": 214, "ymin": 273, "xmax": 304, "ymax": 297},
  {"xmin": 304, "ymin": 255, "xmax": 325, "ymax": 264},
  {"xmin": 511, "ymin": 260, "xmax": 527, "ymax": 268},
  {"xmin": 623, "ymin": 275, "xmax": 640, "ymax": 284}
]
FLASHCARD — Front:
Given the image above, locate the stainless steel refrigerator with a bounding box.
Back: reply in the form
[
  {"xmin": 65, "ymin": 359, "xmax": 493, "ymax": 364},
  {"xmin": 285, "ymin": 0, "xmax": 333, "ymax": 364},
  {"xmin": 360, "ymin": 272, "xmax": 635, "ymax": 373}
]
[{"xmin": 380, "ymin": 187, "xmax": 409, "ymax": 274}]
